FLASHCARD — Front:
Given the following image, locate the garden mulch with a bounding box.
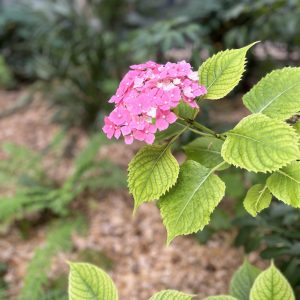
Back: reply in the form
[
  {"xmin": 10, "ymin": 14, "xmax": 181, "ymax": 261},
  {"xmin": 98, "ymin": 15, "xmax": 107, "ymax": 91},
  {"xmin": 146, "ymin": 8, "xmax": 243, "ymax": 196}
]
[{"xmin": 0, "ymin": 89, "xmax": 265, "ymax": 300}]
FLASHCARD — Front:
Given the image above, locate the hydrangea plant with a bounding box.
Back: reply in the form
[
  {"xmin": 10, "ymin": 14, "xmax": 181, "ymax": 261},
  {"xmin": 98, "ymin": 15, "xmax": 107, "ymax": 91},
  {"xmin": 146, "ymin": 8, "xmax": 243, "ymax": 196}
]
[
  {"xmin": 103, "ymin": 42, "xmax": 300, "ymax": 244},
  {"xmin": 68, "ymin": 260, "xmax": 295, "ymax": 300}
]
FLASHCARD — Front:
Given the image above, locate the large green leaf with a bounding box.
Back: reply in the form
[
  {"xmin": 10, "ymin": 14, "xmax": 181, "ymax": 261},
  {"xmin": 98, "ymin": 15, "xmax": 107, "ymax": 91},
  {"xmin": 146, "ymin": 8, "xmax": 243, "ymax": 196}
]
[
  {"xmin": 199, "ymin": 42, "xmax": 258, "ymax": 100},
  {"xmin": 183, "ymin": 137, "xmax": 229, "ymax": 170},
  {"xmin": 267, "ymin": 161, "xmax": 300, "ymax": 207},
  {"xmin": 159, "ymin": 160, "xmax": 225, "ymax": 243},
  {"xmin": 68, "ymin": 262, "xmax": 118, "ymax": 300},
  {"xmin": 229, "ymin": 259, "xmax": 261, "ymax": 300},
  {"xmin": 203, "ymin": 297, "xmax": 237, "ymax": 300},
  {"xmin": 243, "ymin": 184, "xmax": 272, "ymax": 217},
  {"xmin": 149, "ymin": 290, "xmax": 194, "ymax": 300},
  {"xmin": 249, "ymin": 263, "xmax": 295, "ymax": 300},
  {"xmin": 294, "ymin": 121, "xmax": 300, "ymax": 135},
  {"xmin": 243, "ymin": 68, "xmax": 300, "ymax": 120},
  {"xmin": 295, "ymin": 121, "xmax": 300, "ymax": 151},
  {"xmin": 128, "ymin": 144, "xmax": 179, "ymax": 209},
  {"xmin": 221, "ymin": 114, "xmax": 299, "ymax": 173}
]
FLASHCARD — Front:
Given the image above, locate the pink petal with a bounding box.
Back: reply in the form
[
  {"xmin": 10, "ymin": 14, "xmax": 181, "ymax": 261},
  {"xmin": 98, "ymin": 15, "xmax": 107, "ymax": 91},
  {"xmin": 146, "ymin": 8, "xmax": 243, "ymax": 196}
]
[
  {"xmin": 156, "ymin": 119, "xmax": 169, "ymax": 131},
  {"xmin": 166, "ymin": 112, "xmax": 177, "ymax": 124},
  {"xmin": 145, "ymin": 133, "xmax": 155, "ymax": 144},
  {"xmin": 124, "ymin": 135, "xmax": 134, "ymax": 144}
]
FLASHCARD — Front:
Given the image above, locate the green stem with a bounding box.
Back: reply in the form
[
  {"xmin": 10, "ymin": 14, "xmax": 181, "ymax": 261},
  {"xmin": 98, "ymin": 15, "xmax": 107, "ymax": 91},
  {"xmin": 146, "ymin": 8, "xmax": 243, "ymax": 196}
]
[
  {"xmin": 175, "ymin": 121, "xmax": 212, "ymax": 137},
  {"xmin": 178, "ymin": 117, "xmax": 226, "ymax": 140},
  {"xmin": 167, "ymin": 124, "xmax": 190, "ymax": 147},
  {"xmin": 188, "ymin": 119, "xmax": 216, "ymax": 135}
]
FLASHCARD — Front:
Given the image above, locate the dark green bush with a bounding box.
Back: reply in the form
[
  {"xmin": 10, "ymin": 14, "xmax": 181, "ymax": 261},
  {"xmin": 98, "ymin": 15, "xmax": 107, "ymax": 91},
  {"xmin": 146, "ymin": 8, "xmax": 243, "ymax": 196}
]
[
  {"xmin": 234, "ymin": 203, "xmax": 300, "ymax": 297},
  {"xmin": 2, "ymin": 0, "xmax": 300, "ymax": 128}
]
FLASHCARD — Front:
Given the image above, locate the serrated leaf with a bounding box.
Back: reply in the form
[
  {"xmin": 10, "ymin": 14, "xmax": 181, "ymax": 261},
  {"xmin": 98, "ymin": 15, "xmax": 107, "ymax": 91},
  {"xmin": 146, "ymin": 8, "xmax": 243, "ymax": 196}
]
[
  {"xmin": 266, "ymin": 161, "xmax": 300, "ymax": 207},
  {"xmin": 249, "ymin": 263, "xmax": 295, "ymax": 300},
  {"xmin": 199, "ymin": 42, "xmax": 258, "ymax": 100},
  {"xmin": 243, "ymin": 184, "xmax": 272, "ymax": 217},
  {"xmin": 229, "ymin": 259, "xmax": 261, "ymax": 300},
  {"xmin": 221, "ymin": 114, "xmax": 299, "ymax": 173},
  {"xmin": 128, "ymin": 144, "xmax": 179, "ymax": 209},
  {"xmin": 149, "ymin": 290, "xmax": 194, "ymax": 300},
  {"xmin": 243, "ymin": 68, "xmax": 300, "ymax": 120},
  {"xmin": 294, "ymin": 121, "xmax": 300, "ymax": 151},
  {"xmin": 159, "ymin": 160, "xmax": 225, "ymax": 243},
  {"xmin": 294, "ymin": 121, "xmax": 300, "ymax": 135},
  {"xmin": 204, "ymin": 296, "xmax": 238, "ymax": 300},
  {"xmin": 183, "ymin": 137, "xmax": 229, "ymax": 170},
  {"xmin": 68, "ymin": 262, "xmax": 118, "ymax": 300}
]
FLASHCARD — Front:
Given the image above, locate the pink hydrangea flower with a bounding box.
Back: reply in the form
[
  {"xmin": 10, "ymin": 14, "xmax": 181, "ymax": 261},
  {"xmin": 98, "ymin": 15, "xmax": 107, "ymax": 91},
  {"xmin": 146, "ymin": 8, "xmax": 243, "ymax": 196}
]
[{"xmin": 103, "ymin": 60, "xmax": 207, "ymax": 144}]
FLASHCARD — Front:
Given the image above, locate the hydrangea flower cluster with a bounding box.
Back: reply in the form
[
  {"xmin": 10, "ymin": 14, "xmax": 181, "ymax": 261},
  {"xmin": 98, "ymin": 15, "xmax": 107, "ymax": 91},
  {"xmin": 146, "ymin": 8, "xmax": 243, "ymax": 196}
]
[{"xmin": 103, "ymin": 60, "xmax": 207, "ymax": 144}]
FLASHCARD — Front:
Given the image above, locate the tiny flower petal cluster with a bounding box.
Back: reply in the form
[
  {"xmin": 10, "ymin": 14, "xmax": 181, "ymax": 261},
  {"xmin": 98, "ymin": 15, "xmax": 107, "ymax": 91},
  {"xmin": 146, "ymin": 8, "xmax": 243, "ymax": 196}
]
[{"xmin": 103, "ymin": 61, "xmax": 207, "ymax": 144}]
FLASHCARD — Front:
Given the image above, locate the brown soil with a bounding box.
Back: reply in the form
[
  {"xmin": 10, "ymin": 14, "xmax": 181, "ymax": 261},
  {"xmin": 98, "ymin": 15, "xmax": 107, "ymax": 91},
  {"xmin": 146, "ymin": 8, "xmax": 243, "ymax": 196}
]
[{"xmin": 0, "ymin": 89, "xmax": 263, "ymax": 300}]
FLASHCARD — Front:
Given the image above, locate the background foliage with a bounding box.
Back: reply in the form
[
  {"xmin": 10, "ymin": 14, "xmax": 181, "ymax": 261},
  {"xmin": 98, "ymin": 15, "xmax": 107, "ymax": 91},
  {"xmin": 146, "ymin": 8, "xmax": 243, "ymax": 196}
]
[
  {"xmin": 1, "ymin": 0, "xmax": 300, "ymax": 128},
  {"xmin": 1, "ymin": 0, "xmax": 300, "ymax": 299}
]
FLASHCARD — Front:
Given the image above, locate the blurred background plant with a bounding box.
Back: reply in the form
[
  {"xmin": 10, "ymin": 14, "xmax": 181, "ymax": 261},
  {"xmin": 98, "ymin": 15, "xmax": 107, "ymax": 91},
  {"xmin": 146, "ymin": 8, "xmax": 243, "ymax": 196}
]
[
  {"xmin": 234, "ymin": 203, "xmax": 300, "ymax": 297},
  {"xmin": 1, "ymin": 0, "xmax": 300, "ymax": 128},
  {"xmin": 1, "ymin": 0, "xmax": 300, "ymax": 299},
  {"xmin": 0, "ymin": 133, "xmax": 126, "ymax": 229}
]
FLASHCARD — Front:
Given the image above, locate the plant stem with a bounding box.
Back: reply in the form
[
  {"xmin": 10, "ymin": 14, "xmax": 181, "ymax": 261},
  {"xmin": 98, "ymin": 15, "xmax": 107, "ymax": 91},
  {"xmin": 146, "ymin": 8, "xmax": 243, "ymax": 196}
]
[
  {"xmin": 178, "ymin": 117, "xmax": 226, "ymax": 140},
  {"xmin": 175, "ymin": 121, "xmax": 212, "ymax": 137},
  {"xmin": 187, "ymin": 119, "xmax": 216, "ymax": 135},
  {"xmin": 167, "ymin": 124, "xmax": 190, "ymax": 147}
]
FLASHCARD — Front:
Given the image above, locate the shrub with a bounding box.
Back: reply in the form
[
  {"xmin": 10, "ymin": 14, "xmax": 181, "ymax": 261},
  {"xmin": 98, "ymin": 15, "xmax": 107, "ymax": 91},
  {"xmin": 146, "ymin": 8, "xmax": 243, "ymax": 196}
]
[
  {"xmin": 0, "ymin": 133, "xmax": 126, "ymax": 227},
  {"xmin": 102, "ymin": 42, "xmax": 300, "ymax": 244},
  {"xmin": 234, "ymin": 202, "xmax": 300, "ymax": 296}
]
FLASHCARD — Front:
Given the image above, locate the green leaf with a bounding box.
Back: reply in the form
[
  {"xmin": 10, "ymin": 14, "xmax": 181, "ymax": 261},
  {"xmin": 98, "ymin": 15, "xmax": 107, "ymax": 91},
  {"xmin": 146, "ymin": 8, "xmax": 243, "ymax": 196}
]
[
  {"xmin": 128, "ymin": 144, "xmax": 179, "ymax": 209},
  {"xmin": 199, "ymin": 42, "xmax": 258, "ymax": 100},
  {"xmin": 183, "ymin": 137, "xmax": 229, "ymax": 170},
  {"xmin": 249, "ymin": 263, "xmax": 295, "ymax": 300},
  {"xmin": 266, "ymin": 161, "xmax": 300, "ymax": 207},
  {"xmin": 221, "ymin": 114, "xmax": 299, "ymax": 173},
  {"xmin": 203, "ymin": 296, "xmax": 238, "ymax": 300},
  {"xmin": 229, "ymin": 259, "xmax": 261, "ymax": 300},
  {"xmin": 243, "ymin": 184, "xmax": 272, "ymax": 217},
  {"xmin": 68, "ymin": 262, "xmax": 118, "ymax": 300},
  {"xmin": 155, "ymin": 122, "xmax": 184, "ymax": 142},
  {"xmin": 159, "ymin": 160, "xmax": 226, "ymax": 243},
  {"xmin": 294, "ymin": 121, "xmax": 300, "ymax": 135},
  {"xmin": 149, "ymin": 290, "xmax": 194, "ymax": 300},
  {"xmin": 243, "ymin": 68, "xmax": 300, "ymax": 120}
]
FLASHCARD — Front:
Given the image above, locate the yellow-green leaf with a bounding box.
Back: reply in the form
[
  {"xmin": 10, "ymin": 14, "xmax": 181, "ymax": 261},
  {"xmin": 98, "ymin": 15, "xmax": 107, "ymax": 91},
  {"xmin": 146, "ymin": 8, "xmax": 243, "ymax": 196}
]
[
  {"xmin": 221, "ymin": 114, "xmax": 299, "ymax": 173},
  {"xmin": 243, "ymin": 184, "xmax": 272, "ymax": 217},
  {"xmin": 250, "ymin": 263, "xmax": 295, "ymax": 300},
  {"xmin": 149, "ymin": 290, "xmax": 194, "ymax": 300},
  {"xmin": 159, "ymin": 160, "xmax": 225, "ymax": 243},
  {"xmin": 267, "ymin": 161, "xmax": 300, "ymax": 207},
  {"xmin": 204, "ymin": 296, "xmax": 237, "ymax": 300},
  {"xmin": 128, "ymin": 144, "xmax": 179, "ymax": 209},
  {"xmin": 243, "ymin": 68, "xmax": 300, "ymax": 121},
  {"xmin": 68, "ymin": 262, "xmax": 118, "ymax": 300},
  {"xmin": 199, "ymin": 42, "xmax": 258, "ymax": 100}
]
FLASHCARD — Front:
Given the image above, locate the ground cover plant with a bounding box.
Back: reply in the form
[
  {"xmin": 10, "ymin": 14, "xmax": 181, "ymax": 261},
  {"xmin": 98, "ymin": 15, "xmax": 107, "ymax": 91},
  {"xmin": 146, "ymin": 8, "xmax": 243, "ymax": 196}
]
[
  {"xmin": 103, "ymin": 42, "xmax": 300, "ymax": 245},
  {"xmin": 0, "ymin": 133, "xmax": 126, "ymax": 299},
  {"xmin": 0, "ymin": 133, "xmax": 125, "ymax": 228},
  {"xmin": 234, "ymin": 201, "xmax": 300, "ymax": 296},
  {"xmin": 67, "ymin": 260, "xmax": 295, "ymax": 299}
]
